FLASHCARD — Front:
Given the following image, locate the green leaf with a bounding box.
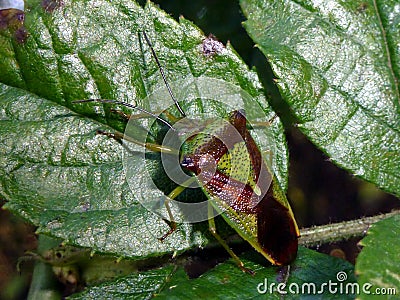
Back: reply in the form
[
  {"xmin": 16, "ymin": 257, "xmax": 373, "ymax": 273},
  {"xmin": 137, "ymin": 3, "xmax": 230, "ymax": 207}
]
[
  {"xmin": 0, "ymin": 0, "xmax": 287, "ymax": 260},
  {"xmin": 69, "ymin": 247, "xmax": 357, "ymax": 299},
  {"xmin": 356, "ymin": 215, "xmax": 400, "ymax": 299},
  {"xmin": 240, "ymin": 0, "xmax": 400, "ymax": 196},
  {"xmin": 68, "ymin": 266, "xmax": 176, "ymax": 300}
]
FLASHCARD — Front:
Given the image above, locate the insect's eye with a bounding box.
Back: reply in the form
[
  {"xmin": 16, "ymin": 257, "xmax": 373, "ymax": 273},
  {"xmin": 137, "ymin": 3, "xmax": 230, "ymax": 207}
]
[{"xmin": 180, "ymin": 155, "xmax": 194, "ymax": 169}]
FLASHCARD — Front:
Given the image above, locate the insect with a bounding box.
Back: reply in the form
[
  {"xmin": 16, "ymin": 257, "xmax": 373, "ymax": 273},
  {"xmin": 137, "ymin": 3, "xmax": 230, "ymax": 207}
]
[{"xmin": 75, "ymin": 31, "xmax": 299, "ymax": 273}]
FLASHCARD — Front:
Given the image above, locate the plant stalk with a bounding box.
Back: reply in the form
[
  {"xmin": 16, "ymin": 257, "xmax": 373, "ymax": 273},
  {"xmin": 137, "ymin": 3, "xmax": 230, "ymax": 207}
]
[{"xmin": 298, "ymin": 210, "xmax": 400, "ymax": 247}]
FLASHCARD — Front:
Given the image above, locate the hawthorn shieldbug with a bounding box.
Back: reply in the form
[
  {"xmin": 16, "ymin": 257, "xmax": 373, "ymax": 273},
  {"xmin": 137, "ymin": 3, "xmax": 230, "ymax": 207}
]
[{"xmin": 74, "ymin": 31, "xmax": 299, "ymax": 273}]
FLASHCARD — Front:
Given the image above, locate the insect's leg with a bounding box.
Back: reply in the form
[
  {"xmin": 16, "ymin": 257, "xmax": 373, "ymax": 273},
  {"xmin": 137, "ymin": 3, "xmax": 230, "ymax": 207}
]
[
  {"xmin": 109, "ymin": 109, "xmax": 131, "ymax": 121},
  {"xmin": 96, "ymin": 130, "xmax": 124, "ymax": 145},
  {"xmin": 251, "ymin": 114, "xmax": 278, "ymax": 128},
  {"xmin": 207, "ymin": 203, "xmax": 255, "ymax": 275},
  {"xmin": 158, "ymin": 185, "xmax": 185, "ymax": 241},
  {"xmin": 96, "ymin": 130, "xmax": 178, "ymax": 154},
  {"xmin": 158, "ymin": 177, "xmax": 197, "ymax": 241}
]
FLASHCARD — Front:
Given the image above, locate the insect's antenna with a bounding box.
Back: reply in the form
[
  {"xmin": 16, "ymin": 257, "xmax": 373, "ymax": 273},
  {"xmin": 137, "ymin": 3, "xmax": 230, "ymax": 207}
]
[
  {"xmin": 73, "ymin": 99, "xmax": 175, "ymax": 130},
  {"xmin": 142, "ymin": 31, "xmax": 186, "ymax": 118}
]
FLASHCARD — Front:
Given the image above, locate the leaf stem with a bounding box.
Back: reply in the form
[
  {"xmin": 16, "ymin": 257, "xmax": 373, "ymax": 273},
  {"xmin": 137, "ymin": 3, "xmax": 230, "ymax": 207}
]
[{"xmin": 299, "ymin": 210, "xmax": 400, "ymax": 247}]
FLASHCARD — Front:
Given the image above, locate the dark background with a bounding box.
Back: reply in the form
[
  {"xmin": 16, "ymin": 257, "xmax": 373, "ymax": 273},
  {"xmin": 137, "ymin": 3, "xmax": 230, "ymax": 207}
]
[{"xmin": 1, "ymin": 1, "xmax": 399, "ymax": 299}]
